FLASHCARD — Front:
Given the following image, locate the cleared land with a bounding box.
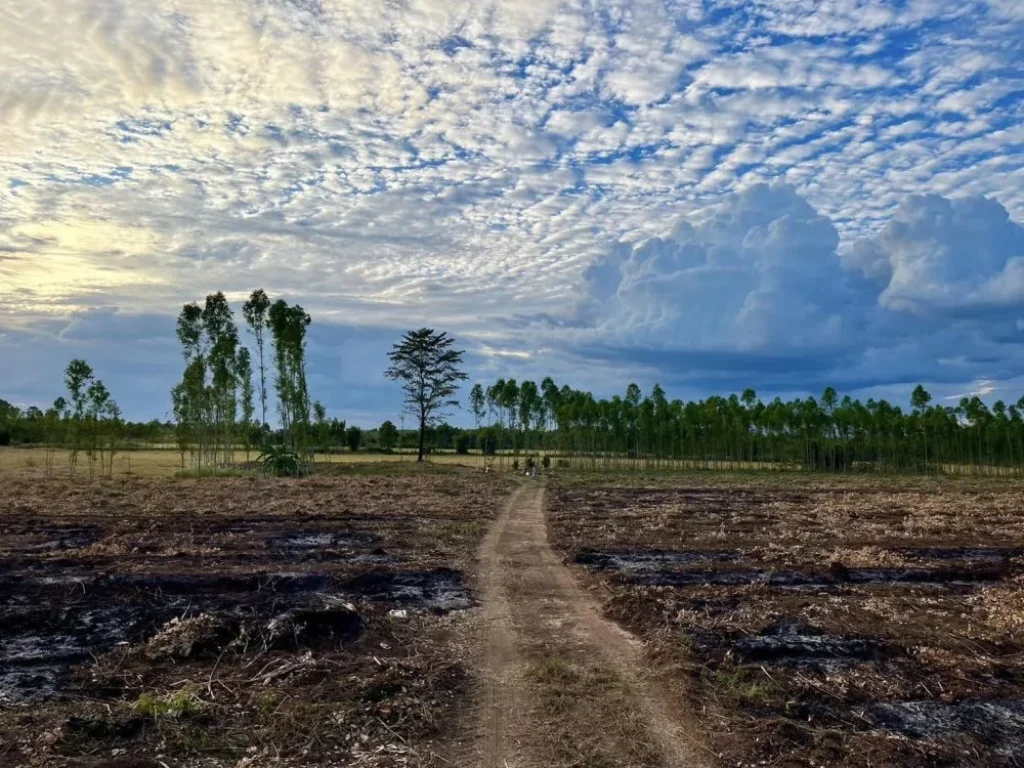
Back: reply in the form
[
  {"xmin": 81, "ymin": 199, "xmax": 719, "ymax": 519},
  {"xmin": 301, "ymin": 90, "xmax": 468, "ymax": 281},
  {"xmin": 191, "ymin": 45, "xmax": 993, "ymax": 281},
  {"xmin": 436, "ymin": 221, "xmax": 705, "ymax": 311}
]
[
  {"xmin": 0, "ymin": 447, "xmax": 483, "ymax": 479},
  {"xmin": 548, "ymin": 472, "xmax": 1024, "ymax": 767},
  {"xmin": 0, "ymin": 465, "xmax": 513, "ymax": 767}
]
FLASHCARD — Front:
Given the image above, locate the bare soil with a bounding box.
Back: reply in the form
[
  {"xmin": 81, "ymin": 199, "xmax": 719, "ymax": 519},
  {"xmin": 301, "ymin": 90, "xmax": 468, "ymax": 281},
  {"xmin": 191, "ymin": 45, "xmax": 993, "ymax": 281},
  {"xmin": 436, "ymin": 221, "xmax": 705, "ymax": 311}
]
[
  {"xmin": 470, "ymin": 483, "xmax": 708, "ymax": 768},
  {"xmin": 547, "ymin": 474, "xmax": 1024, "ymax": 768},
  {"xmin": 0, "ymin": 465, "xmax": 513, "ymax": 767}
]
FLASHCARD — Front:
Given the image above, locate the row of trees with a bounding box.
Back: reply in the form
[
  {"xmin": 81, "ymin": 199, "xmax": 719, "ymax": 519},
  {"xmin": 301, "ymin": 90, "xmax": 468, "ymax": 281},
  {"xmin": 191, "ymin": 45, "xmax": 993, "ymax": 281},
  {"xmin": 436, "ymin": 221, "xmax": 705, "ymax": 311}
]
[
  {"xmin": 10, "ymin": 309, "xmax": 1024, "ymax": 475},
  {"xmin": 171, "ymin": 289, "xmax": 319, "ymax": 472},
  {"xmin": 463, "ymin": 378, "xmax": 1024, "ymax": 473},
  {"xmin": 0, "ymin": 361, "xmax": 123, "ymax": 477}
]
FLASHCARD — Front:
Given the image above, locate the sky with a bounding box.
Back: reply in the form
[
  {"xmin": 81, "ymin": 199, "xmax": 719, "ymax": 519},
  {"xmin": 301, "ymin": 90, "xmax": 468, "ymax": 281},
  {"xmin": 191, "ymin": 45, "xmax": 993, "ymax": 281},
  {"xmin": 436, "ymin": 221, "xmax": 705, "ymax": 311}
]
[{"xmin": 1, "ymin": 0, "xmax": 1023, "ymax": 426}]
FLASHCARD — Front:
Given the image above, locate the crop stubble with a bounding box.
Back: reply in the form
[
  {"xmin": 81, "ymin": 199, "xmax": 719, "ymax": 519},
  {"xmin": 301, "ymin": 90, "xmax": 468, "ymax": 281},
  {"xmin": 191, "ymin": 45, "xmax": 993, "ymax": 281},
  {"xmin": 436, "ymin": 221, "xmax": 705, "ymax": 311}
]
[
  {"xmin": 548, "ymin": 474, "xmax": 1024, "ymax": 768},
  {"xmin": 0, "ymin": 466, "xmax": 513, "ymax": 767}
]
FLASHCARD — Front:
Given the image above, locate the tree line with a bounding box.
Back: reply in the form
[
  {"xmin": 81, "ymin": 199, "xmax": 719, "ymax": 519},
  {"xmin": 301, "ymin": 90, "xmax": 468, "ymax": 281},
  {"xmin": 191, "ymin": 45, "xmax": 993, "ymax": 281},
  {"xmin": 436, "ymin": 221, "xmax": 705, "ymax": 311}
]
[
  {"xmin": 463, "ymin": 378, "xmax": 1024, "ymax": 474},
  {"xmin": 7, "ymin": 296, "xmax": 1024, "ymax": 475}
]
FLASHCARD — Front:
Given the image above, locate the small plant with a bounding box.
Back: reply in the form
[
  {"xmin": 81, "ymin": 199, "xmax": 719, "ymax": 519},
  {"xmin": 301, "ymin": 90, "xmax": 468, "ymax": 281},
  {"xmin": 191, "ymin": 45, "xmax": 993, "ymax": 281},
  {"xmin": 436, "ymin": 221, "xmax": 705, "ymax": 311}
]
[
  {"xmin": 258, "ymin": 444, "xmax": 302, "ymax": 477},
  {"xmin": 541, "ymin": 455, "xmax": 551, "ymax": 469},
  {"xmin": 135, "ymin": 690, "xmax": 199, "ymax": 718}
]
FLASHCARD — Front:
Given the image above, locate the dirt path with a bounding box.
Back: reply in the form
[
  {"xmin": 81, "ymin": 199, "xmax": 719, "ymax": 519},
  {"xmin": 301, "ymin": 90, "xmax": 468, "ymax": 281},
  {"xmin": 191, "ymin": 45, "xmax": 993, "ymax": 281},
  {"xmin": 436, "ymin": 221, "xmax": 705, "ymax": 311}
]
[{"xmin": 474, "ymin": 483, "xmax": 710, "ymax": 768}]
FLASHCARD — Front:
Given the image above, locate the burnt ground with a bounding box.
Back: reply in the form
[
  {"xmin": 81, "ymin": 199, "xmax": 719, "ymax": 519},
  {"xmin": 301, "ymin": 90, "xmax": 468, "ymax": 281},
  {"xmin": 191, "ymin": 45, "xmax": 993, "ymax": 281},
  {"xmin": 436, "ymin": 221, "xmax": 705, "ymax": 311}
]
[
  {"xmin": 0, "ymin": 464, "xmax": 513, "ymax": 767},
  {"xmin": 547, "ymin": 473, "xmax": 1024, "ymax": 768}
]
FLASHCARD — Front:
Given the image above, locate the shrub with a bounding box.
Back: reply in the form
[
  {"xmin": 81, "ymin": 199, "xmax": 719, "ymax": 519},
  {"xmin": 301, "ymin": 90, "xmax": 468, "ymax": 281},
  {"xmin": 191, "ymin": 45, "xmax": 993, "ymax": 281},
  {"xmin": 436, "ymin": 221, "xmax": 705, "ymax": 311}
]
[
  {"xmin": 455, "ymin": 434, "xmax": 471, "ymax": 455},
  {"xmin": 258, "ymin": 445, "xmax": 302, "ymax": 477}
]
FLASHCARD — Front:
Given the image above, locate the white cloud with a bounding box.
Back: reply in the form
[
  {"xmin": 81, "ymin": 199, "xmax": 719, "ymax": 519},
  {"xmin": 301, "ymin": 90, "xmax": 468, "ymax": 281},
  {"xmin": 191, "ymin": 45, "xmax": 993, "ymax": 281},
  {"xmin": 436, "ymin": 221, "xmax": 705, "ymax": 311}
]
[{"xmin": 0, "ymin": 0, "xmax": 1022, "ymax": 418}]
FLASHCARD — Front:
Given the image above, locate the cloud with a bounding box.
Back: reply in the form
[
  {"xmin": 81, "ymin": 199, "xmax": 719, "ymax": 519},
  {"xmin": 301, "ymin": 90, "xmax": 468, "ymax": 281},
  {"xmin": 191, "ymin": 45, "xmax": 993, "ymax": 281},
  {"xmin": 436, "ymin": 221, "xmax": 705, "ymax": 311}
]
[
  {"xmin": 0, "ymin": 0, "xmax": 1022, "ymax": 420},
  {"xmin": 582, "ymin": 184, "xmax": 860, "ymax": 351},
  {"xmin": 845, "ymin": 194, "xmax": 1024, "ymax": 315},
  {"xmin": 571, "ymin": 185, "xmax": 1024, "ymax": 398}
]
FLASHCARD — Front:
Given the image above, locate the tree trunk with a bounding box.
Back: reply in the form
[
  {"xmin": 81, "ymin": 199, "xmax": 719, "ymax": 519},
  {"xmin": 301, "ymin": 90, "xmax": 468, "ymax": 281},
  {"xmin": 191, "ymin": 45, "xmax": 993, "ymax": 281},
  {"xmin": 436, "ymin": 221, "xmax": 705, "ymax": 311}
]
[{"xmin": 417, "ymin": 413, "xmax": 426, "ymax": 462}]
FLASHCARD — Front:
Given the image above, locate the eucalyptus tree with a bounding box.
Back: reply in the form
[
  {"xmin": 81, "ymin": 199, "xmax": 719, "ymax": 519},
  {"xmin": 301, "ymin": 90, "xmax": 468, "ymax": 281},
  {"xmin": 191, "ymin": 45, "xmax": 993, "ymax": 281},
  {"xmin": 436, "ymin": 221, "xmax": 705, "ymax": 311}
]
[
  {"xmin": 385, "ymin": 328, "xmax": 468, "ymax": 462},
  {"xmin": 470, "ymin": 383, "xmax": 486, "ymax": 430},
  {"xmin": 242, "ymin": 289, "xmax": 272, "ymax": 428},
  {"xmin": 202, "ymin": 292, "xmax": 241, "ymax": 466},
  {"xmin": 237, "ymin": 347, "xmax": 255, "ymax": 460},
  {"xmin": 268, "ymin": 299, "xmax": 312, "ymax": 456},
  {"xmin": 174, "ymin": 302, "xmax": 207, "ymax": 471}
]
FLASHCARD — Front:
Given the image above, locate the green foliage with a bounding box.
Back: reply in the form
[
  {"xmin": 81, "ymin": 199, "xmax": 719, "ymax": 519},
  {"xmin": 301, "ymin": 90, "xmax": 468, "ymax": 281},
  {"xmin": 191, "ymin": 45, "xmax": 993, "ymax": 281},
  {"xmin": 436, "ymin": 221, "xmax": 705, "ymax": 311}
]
[
  {"xmin": 345, "ymin": 425, "xmax": 362, "ymax": 452},
  {"xmin": 258, "ymin": 444, "xmax": 302, "ymax": 477},
  {"xmin": 385, "ymin": 328, "xmax": 468, "ymax": 462},
  {"xmin": 135, "ymin": 690, "xmax": 200, "ymax": 718},
  {"xmin": 455, "ymin": 433, "xmax": 471, "ymax": 455},
  {"xmin": 242, "ymin": 288, "xmax": 271, "ymax": 427},
  {"xmin": 268, "ymin": 299, "xmax": 312, "ymax": 457},
  {"xmin": 377, "ymin": 420, "xmax": 398, "ymax": 452}
]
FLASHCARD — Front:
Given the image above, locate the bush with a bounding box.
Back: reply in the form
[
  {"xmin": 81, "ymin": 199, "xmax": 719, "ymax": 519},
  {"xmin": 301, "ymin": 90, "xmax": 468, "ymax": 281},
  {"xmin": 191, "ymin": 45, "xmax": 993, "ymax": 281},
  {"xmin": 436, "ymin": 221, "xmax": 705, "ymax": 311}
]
[
  {"xmin": 542, "ymin": 455, "xmax": 551, "ymax": 469},
  {"xmin": 258, "ymin": 445, "xmax": 302, "ymax": 477},
  {"xmin": 0, "ymin": 429, "xmax": 10, "ymax": 447},
  {"xmin": 345, "ymin": 426, "xmax": 362, "ymax": 452},
  {"xmin": 455, "ymin": 434, "xmax": 471, "ymax": 455}
]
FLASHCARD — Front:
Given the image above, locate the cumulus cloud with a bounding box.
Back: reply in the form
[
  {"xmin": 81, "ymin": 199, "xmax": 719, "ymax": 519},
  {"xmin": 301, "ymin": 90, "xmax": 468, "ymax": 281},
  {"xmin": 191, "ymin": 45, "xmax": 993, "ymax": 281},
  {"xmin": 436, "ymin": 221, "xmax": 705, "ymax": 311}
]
[
  {"xmin": 582, "ymin": 184, "xmax": 862, "ymax": 351},
  {"xmin": 0, "ymin": 0, "xmax": 1022, "ymax": 418},
  {"xmin": 846, "ymin": 195, "xmax": 1024, "ymax": 315},
  {"xmin": 573, "ymin": 185, "xmax": 1024, "ymax": 397}
]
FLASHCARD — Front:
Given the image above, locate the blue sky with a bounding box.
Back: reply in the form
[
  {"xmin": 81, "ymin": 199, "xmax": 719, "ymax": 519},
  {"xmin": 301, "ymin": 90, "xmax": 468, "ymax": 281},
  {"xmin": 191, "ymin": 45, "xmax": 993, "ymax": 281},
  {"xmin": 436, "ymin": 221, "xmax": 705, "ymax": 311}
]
[{"xmin": 1, "ymin": 0, "xmax": 1023, "ymax": 425}]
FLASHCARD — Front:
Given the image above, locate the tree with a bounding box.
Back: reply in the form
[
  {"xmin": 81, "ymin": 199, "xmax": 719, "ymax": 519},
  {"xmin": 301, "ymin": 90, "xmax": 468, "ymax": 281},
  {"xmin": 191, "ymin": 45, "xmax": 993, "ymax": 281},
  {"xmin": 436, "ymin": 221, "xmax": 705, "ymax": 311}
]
[
  {"xmin": 64, "ymin": 359, "xmax": 95, "ymax": 475},
  {"xmin": 242, "ymin": 289, "xmax": 272, "ymax": 428},
  {"xmin": 470, "ymin": 384, "xmax": 486, "ymax": 430},
  {"xmin": 237, "ymin": 347, "xmax": 255, "ymax": 459},
  {"xmin": 268, "ymin": 300, "xmax": 312, "ymax": 456},
  {"xmin": 345, "ymin": 425, "xmax": 362, "ymax": 452},
  {"xmin": 385, "ymin": 328, "xmax": 468, "ymax": 462},
  {"xmin": 313, "ymin": 401, "xmax": 330, "ymax": 452},
  {"xmin": 378, "ymin": 420, "xmax": 398, "ymax": 452}
]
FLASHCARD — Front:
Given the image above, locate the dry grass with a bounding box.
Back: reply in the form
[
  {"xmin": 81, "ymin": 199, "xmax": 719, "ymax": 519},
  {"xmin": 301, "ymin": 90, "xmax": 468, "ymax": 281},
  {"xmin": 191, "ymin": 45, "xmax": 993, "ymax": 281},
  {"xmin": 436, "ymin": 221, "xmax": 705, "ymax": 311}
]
[
  {"xmin": 0, "ymin": 446, "xmax": 486, "ymax": 479},
  {"xmin": 0, "ymin": 466, "xmax": 515, "ymax": 767},
  {"xmin": 548, "ymin": 473, "xmax": 1024, "ymax": 768}
]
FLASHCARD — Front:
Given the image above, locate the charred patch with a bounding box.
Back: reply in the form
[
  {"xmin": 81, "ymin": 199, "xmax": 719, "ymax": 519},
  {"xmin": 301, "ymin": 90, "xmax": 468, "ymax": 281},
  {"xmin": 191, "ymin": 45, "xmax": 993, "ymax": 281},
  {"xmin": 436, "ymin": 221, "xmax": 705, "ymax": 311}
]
[
  {"xmin": 343, "ymin": 568, "xmax": 472, "ymax": 612},
  {"xmin": 575, "ymin": 548, "xmax": 739, "ymax": 571},
  {"xmin": 873, "ymin": 699, "xmax": 1024, "ymax": 758}
]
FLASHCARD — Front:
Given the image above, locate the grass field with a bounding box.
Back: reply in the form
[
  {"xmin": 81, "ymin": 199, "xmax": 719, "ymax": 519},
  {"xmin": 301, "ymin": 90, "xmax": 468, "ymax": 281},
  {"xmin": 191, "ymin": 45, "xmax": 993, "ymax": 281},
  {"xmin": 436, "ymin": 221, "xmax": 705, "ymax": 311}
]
[{"xmin": 0, "ymin": 446, "xmax": 484, "ymax": 478}]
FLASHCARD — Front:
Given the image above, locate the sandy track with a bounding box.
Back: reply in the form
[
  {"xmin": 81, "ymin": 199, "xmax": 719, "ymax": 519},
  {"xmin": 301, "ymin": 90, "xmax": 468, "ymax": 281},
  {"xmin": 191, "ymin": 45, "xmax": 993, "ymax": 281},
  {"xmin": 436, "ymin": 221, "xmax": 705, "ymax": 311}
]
[{"xmin": 474, "ymin": 483, "xmax": 709, "ymax": 768}]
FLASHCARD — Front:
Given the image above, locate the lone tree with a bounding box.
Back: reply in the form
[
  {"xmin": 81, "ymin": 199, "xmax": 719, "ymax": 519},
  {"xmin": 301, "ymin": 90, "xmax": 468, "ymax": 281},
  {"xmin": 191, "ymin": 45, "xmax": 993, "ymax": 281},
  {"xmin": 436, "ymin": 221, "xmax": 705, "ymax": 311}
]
[{"xmin": 385, "ymin": 328, "xmax": 468, "ymax": 462}]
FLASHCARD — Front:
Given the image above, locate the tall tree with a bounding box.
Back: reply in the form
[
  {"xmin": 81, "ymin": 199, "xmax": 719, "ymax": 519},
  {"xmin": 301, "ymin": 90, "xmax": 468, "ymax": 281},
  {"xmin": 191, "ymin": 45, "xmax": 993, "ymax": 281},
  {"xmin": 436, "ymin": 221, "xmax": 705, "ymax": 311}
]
[
  {"xmin": 237, "ymin": 347, "xmax": 255, "ymax": 460},
  {"xmin": 268, "ymin": 300, "xmax": 312, "ymax": 455},
  {"xmin": 470, "ymin": 384, "xmax": 486, "ymax": 430},
  {"xmin": 385, "ymin": 329, "xmax": 468, "ymax": 462},
  {"xmin": 64, "ymin": 359, "xmax": 95, "ymax": 475},
  {"xmin": 242, "ymin": 289, "xmax": 272, "ymax": 428}
]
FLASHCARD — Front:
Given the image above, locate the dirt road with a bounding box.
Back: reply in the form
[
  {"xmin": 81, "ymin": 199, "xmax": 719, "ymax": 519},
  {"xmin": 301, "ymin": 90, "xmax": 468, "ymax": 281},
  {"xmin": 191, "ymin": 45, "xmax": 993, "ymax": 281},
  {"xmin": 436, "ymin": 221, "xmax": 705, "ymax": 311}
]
[{"xmin": 473, "ymin": 483, "xmax": 709, "ymax": 768}]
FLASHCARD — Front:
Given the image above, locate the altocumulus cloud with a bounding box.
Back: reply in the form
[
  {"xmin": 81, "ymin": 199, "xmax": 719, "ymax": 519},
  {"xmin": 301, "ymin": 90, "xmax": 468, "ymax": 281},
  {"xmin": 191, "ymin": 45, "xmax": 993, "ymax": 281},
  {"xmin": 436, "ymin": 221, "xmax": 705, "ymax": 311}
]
[{"xmin": 0, "ymin": 0, "xmax": 1022, "ymax": 420}]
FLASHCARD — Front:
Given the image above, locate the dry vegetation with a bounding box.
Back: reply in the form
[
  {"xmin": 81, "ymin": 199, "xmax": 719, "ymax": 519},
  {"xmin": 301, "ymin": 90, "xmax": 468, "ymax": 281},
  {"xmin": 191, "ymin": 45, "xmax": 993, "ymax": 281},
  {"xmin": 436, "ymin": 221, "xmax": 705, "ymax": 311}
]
[
  {"xmin": 0, "ymin": 464, "xmax": 513, "ymax": 767},
  {"xmin": 548, "ymin": 472, "xmax": 1024, "ymax": 768},
  {"xmin": 0, "ymin": 447, "xmax": 485, "ymax": 479}
]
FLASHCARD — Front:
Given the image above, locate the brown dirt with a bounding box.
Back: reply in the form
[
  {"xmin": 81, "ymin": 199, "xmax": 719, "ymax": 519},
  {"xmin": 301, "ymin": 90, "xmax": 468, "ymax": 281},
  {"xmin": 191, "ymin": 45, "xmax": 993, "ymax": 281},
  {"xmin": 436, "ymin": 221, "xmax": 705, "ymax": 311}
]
[
  {"xmin": 0, "ymin": 466, "xmax": 514, "ymax": 767},
  {"xmin": 471, "ymin": 483, "xmax": 709, "ymax": 768},
  {"xmin": 547, "ymin": 473, "xmax": 1024, "ymax": 768}
]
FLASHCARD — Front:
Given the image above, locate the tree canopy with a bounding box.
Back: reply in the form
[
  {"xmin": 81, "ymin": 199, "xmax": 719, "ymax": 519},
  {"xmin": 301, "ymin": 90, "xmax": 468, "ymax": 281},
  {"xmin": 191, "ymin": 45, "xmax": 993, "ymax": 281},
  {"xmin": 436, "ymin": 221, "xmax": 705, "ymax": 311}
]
[{"xmin": 385, "ymin": 328, "xmax": 468, "ymax": 462}]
